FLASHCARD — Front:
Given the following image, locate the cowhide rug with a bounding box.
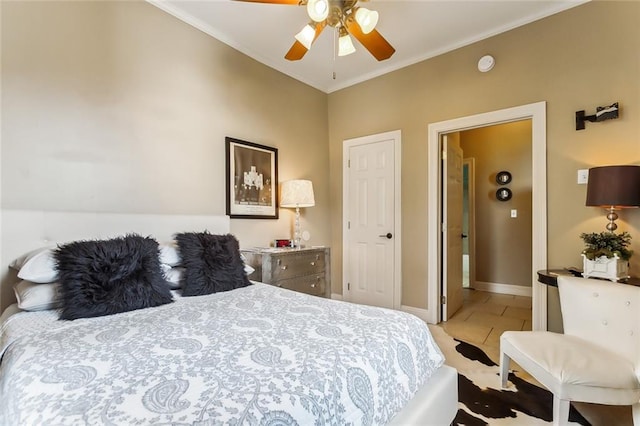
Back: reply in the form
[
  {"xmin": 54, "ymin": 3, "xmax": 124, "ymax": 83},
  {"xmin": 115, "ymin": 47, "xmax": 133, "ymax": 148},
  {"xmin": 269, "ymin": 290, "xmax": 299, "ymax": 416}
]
[{"xmin": 428, "ymin": 325, "xmax": 617, "ymax": 426}]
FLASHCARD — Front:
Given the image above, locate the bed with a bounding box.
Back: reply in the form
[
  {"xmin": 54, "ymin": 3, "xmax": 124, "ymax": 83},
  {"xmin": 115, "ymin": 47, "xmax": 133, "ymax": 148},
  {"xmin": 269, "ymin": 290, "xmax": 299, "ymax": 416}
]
[{"xmin": 0, "ymin": 210, "xmax": 458, "ymax": 425}]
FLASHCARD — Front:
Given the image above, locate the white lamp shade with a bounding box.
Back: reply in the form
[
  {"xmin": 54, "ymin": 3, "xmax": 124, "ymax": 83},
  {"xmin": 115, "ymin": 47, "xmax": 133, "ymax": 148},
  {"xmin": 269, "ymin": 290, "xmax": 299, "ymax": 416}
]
[
  {"xmin": 294, "ymin": 24, "xmax": 315, "ymax": 50},
  {"xmin": 355, "ymin": 8, "xmax": 378, "ymax": 34},
  {"xmin": 280, "ymin": 180, "xmax": 315, "ymax": 208},
  {"xmin": 306, "ymin": 0, "xmax": 329, "ymax": 22},
  {"xmin": 338, "ymin": 33, "xmax": 356, "ymax": 56}
]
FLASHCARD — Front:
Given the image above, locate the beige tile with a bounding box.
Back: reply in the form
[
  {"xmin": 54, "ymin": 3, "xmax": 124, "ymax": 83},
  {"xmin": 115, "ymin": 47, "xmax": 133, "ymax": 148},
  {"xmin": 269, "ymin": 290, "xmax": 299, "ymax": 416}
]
[
  {"xmin": 503, "ymin": 306, "xmax": 532, "ymax": 321},
  {"xmin": 466, "ymin": 302, "xmax": 508, "ymax": 316},
  {"xmin": 440, "ymin": 320, "xmax": 492, "ymax": 347},
  {"xmin": 486, "ymin": 293, "xmax": 516, "ymax": 305},
  {"xmin": 467, "ymin": 311, "xmax": 525, "ymax": 331},
  {"xmin": 512, "ymin": 295, "xmax": 533, "ymax": 309},
  {"xmin": 463, "ymin": 289, "xmax": 491, "ymax": 303},
  {"xmin": 448, "ymin": 306, "xmax": 474, "ymax": 322},
  {"xmin": 484, "ymin": 328, "xmax": 504, "ymax": 348}
]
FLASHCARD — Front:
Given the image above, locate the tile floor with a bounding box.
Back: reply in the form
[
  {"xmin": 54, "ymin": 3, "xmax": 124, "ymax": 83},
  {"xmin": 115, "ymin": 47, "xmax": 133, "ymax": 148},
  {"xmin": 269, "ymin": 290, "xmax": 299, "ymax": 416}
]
[{"xmin": 438, "ymin": 288, "xmax": 532, "ymax": 363}]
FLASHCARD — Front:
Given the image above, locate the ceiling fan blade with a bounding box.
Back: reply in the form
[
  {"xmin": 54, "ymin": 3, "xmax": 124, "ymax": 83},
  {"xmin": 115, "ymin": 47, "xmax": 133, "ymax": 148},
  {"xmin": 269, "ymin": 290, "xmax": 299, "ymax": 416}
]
[
  {"xmin": 232, "ymin": 0, "xmax": 302, "ymax": 4},
  {"xmin": 345, "ymin": 19, "xmax": 395, "ymax": 61},
  {"xmin": 285, "ymin": 41, "xmax": 309, "ymax": 61},
  {"xmin": 285, "ymin": 22, "xmax": 326, "ymax": 61}
]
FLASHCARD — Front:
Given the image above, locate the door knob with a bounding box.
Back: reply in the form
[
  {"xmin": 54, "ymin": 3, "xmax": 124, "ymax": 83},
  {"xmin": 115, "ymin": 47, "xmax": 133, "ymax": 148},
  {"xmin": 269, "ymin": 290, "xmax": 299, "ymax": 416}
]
[
  {"xmin": 461, "ymin": 234, "xmax": 468, "ymax": 239},
  {"xmin": 379, "ymin": 233, "xmax": 393, "ymax": 239}
]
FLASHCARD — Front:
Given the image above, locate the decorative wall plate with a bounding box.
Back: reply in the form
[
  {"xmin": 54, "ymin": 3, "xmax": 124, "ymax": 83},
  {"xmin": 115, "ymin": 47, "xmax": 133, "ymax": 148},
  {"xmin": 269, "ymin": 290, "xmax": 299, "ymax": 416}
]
[
  {"xmin": 496, "ymin": 188, "xmax": 512, "ymax": 201},
  {"xmin": 496, "ymin": 171, "xmax": 512, "ymax": 185}
]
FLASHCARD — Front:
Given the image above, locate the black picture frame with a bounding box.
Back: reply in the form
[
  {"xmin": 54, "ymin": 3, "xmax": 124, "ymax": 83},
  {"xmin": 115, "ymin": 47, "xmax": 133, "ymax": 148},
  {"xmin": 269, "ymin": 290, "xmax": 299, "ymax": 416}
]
[{"xmin": 225, "ymin": 137, "xmax": 278, "ymax": 219}]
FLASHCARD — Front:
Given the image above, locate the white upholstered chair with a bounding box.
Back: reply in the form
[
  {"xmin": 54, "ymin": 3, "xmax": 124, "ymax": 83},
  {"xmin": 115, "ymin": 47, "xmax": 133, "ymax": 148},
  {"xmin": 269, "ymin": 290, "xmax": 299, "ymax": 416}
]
[{"xmin": 500, "ymin": 275, "xmax": 640, "ymax": 426}]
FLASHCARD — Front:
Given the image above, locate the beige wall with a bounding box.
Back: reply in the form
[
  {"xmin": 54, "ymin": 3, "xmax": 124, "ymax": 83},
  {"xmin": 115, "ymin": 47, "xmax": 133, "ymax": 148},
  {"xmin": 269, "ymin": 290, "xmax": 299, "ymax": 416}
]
[
  {"xmin": 328, "ymin": 1, "xmax": 640, "ymax": 312},
  {"xmin": 1, "ymin": 1, "xmax": 330, "ymax": 252},
  {"xmin": 2, "ymin": 1, "xmax": 640, "ymax": 326},
  {"xmin": 460, "ymin": 121, "xmax": 533, "ymax": 288}
]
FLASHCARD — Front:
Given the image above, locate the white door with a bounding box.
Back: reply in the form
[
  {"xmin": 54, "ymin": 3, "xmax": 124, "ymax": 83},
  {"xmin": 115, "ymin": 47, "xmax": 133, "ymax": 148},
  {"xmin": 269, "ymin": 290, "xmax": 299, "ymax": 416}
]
[
  {"xmin": 442, "ymin": 134, "xmax": 464, "ymax": 320},
  {"xmin": 343, "ymin": 131, "xmax": 400, "ymax": 309}
]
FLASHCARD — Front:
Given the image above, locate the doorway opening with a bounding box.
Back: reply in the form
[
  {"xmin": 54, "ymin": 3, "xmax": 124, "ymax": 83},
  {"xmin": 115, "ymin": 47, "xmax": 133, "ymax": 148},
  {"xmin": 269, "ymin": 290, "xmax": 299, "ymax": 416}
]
[{"xmin": 426, "ymin": 102, "xmax": 547, "ymax": 331}]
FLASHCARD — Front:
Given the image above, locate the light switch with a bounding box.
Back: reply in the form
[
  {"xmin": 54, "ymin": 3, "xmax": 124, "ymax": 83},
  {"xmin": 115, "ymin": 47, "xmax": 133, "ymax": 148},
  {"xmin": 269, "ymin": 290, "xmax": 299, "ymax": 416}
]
[
  {"xmin": 511, "ymin": 209, "xmax": 517, "ymax": 218},
  {"xmin": 577, "ymin": 169, "xmax": 589, "ymax": 184}
]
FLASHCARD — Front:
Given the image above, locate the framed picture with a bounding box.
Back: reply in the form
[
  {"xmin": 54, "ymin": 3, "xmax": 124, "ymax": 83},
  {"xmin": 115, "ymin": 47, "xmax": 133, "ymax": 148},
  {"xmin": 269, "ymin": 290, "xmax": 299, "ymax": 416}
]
[{"xmin": 225, "ymin": 137, "xmax": 278, "ymax": 219}]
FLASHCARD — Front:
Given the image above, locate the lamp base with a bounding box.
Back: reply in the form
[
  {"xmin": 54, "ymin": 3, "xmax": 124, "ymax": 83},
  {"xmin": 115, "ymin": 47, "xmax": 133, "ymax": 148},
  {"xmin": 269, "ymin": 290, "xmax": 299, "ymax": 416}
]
[
  {"xmin": 293, "ymin": 206, "xmax": 302, "ymax": 250},
  {"xmin": 605, "ymin": 208, "xmax": 619, "ymax": 232}
]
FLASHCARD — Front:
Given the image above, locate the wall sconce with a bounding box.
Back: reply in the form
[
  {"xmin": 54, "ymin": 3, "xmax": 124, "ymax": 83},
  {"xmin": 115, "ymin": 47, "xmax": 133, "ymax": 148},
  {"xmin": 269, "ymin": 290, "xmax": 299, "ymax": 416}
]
[
  {"xmin": 495, "ymin": 170, "xmax": 512, "ymax": 201},
  {"xmin": 586, "ymin": 165, "xmax": 640, "ymax": 231},
  {"xmin": 575, "ymin": 102, "xmax": 619, "ymax": 131},
  {"xmin": 280, "ymin": 179, "xmax": 315, "ymax": 249}
]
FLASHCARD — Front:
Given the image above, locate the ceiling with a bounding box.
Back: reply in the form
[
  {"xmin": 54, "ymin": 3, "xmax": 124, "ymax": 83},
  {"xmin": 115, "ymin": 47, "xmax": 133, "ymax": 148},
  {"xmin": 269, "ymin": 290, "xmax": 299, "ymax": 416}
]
[{"xmin": 149, "ymin": 0, "xmax": 587, "ymax": 93}]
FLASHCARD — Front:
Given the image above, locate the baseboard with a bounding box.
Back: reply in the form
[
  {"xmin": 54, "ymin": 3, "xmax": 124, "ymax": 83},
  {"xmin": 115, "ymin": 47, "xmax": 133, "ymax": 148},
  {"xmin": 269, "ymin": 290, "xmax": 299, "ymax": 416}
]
[
  {"xmin": 401, "ymin": 305, "xmax": 431, "ymax": 322},
  {"xmin": 473, "ymin": 281, "xmax": 532, "ymax": 297},
  {"xmin": 331, "ymin": 293, "xmax": 343, "ymax": 301}
]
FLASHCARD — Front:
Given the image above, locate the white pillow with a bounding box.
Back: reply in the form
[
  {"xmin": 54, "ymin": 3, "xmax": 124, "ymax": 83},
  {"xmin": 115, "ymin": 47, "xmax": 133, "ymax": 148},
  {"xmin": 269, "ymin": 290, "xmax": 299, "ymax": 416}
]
[
  {"xmin": 14, "ymin": 280, "xmax": 61, "ymax": 311},
  {"xmin": 159, "ymin": 242, "xmax": 181, "ymax": 267},
  {"xmin": 162, "ymin": 264, "xmax": 254, "ymax": 290},
  {"xmin": 10, "ymin": 247, "xmax": 58, "ymax": 283},
  {"xmin": 163, "ymin": 266, "xmax": 184, "ymax": 289}
]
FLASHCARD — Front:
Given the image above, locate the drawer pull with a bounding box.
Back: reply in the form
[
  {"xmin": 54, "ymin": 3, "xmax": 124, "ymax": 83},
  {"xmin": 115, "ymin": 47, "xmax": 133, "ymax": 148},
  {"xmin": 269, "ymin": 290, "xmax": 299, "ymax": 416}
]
[
  {"xmin": 281, "ymin": 265, "xmax": 288, "ymax": 270},
  {"xmin": 310, "ymin": 261, "xmax": 316, "ymax": 266},
  {"xmin": 310, "ymin": 283, "xmax": 316, "ymax": 288}
]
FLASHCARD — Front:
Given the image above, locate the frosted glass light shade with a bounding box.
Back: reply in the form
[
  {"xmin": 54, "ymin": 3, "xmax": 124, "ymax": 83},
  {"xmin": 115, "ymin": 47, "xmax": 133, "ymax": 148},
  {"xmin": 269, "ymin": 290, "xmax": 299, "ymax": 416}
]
[
  {"xmin": 280, "ymin": 180, "xmax": 315, "ymax": 208},
  {"xmin": 338, "ymin": 34, "xmax": 356, "ymax": 56},
  {"xmin": 307, "ymin": 0, "xmax": 329, "ymax": 22},
  {"xmin": 294, "ymin": 24, "xmax": 315, "ymax": 50},
  {"xmin": 355, "ymin": 8, "xmax": 378, "ymax": 34}
]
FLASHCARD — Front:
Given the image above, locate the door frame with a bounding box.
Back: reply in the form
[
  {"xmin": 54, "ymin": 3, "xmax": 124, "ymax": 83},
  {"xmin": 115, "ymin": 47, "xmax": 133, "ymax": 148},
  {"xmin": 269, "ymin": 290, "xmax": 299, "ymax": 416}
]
[
  {"xmin": 342, "ymin": 130, "xmax": 402, "ymax": 309},
  {"xmin": 427, "ymin": 102, "xmax": 547, "ymax": 330}
]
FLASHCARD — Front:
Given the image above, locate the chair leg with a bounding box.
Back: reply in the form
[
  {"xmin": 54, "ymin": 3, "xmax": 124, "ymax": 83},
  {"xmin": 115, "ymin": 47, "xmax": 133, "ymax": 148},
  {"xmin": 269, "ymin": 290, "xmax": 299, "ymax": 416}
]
[
  {"xmin": 552, "ymin": 396, "xmax": 570, "ymax": 426},
  {"xmin": 499, "ymin": 350, "xmax": 510, "ymax": 389},
  {"xmin": 632, "ymin": 402, "xmax": 640, "ymax": 426}
]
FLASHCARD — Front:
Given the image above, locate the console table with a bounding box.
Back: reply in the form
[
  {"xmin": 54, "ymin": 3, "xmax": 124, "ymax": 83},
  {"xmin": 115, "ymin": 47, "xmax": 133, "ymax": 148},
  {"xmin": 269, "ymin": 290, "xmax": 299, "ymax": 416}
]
[{"xmin": 537, "ymin": 269, "xmax": 640, "ymax": 287}]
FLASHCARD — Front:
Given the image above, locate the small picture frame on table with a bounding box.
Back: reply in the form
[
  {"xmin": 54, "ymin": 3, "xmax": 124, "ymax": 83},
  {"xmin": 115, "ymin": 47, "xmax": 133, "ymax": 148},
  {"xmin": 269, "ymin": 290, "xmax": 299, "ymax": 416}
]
[{"xmin": 225, "ymin": 137, "xmax": 278, "ymax": 219}]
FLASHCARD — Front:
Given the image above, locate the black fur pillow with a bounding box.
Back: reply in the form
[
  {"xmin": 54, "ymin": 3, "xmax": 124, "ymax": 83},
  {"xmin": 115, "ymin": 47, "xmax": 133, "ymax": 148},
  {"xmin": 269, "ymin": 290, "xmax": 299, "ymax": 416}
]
[
  {"xmin": 175, "ymin": 232, "xmax": 251, "ymax": 296},
  {"xmin": 54, "ymin": 235, "xmax": 173, "ymax": 320}
]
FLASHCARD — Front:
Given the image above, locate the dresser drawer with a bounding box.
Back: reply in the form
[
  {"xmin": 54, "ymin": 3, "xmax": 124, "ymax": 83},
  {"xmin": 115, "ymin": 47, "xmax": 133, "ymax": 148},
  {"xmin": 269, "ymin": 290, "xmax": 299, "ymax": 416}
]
[
  {"xmin": 276, "ymin": 274, "xmax": 326, "ymax": 297},
  {"xmin": 240, "ymin": 247, "xmax": 330, "ymax": 298},
  {"xmin": 269, "ymin": 251, "xmax": 325, "ymax": 281}
]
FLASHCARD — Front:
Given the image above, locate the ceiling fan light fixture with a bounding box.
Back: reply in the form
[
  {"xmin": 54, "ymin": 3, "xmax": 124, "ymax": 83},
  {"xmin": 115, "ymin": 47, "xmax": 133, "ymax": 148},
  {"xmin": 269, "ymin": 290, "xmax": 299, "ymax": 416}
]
[
  {"xmin": 307, "ymin": 0, "xmax": 329, "ymax": 22},
  {"xmin": 338, "ymin": 30, "xmax": 356, "ymax": 56},
  {"xmin": 295, "ymin": 23, "xmax": 316, "ymax": 50},
  {"xmin": 354, "ymin": 7, "xmax": 378, "ymax": 34}
]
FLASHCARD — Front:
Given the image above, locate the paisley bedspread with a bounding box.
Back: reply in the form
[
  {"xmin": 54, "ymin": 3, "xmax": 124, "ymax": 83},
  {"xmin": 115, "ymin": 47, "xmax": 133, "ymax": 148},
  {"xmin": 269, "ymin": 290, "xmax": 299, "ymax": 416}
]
[{"xmin": 0, "ymin": 283, "xmax": 444, "ymax": 425}]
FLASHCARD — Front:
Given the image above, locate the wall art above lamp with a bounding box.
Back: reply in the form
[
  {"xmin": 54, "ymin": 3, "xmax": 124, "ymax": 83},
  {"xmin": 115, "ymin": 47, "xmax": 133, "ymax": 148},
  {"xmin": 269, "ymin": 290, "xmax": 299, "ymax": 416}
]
[{"xmin": 280, "ymin": 179, "xmax": 315, "ymax": 249}]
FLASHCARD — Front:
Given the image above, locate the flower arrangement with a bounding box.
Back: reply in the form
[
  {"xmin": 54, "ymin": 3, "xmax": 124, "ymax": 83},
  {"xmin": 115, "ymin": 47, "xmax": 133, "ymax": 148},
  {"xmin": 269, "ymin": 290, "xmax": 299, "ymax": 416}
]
[{"xmin": 580, "ymin": 231, "xmax": 633, "ymax": 261}]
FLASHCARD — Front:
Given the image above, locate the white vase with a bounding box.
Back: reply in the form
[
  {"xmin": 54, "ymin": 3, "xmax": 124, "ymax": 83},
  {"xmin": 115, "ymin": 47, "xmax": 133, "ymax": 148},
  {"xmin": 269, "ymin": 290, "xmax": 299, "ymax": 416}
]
[{"xmin": 581, "ymin": 254, "xmax": 630, "ymax": 282}]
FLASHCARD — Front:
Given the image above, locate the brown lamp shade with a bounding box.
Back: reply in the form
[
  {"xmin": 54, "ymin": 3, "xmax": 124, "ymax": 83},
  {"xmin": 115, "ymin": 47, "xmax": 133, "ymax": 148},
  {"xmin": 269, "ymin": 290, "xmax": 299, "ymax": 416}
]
[{"xmin": 586, "ymin": 165, "xmax": 640, "ymax": 208}]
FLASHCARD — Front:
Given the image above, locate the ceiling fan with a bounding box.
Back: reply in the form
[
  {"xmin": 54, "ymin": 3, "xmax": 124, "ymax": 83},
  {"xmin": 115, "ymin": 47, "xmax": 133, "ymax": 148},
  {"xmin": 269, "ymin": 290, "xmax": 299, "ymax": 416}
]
[{"xmin": 233, "ymin": 0, "xmax": 395, "ymax": 61}]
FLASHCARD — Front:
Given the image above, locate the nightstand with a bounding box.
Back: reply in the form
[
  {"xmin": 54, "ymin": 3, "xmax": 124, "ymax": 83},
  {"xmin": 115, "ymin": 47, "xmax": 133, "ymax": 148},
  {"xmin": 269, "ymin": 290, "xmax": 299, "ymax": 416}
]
[{"xmin": 241, "ymin": 247, "xmax": 330, "ymax": 298}]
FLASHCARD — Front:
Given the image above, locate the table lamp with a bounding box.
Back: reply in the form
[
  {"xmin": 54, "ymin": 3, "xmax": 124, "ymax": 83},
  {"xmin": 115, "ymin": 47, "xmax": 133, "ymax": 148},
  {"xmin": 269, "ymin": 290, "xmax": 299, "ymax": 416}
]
[
  {"xmin": 280, "ymin": 180, "xmax": 315, "ymax": 249},
  {"xmin": 586, "ymin": 165, "xmax": 640, "ymax": 231}
]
